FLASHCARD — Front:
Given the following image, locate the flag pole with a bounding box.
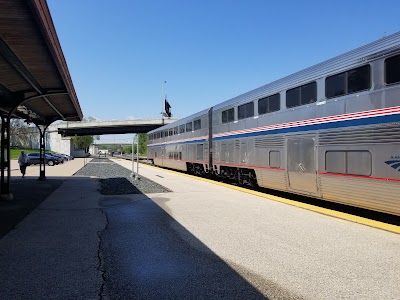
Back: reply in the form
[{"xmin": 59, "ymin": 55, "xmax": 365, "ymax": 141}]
[{"xmin": 161, "ymin": 81, "xmax": 166, "ymax": 121}]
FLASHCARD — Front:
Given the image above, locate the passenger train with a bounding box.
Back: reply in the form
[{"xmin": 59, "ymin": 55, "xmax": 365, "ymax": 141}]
[{"xmin": 147, "ymin": 32, "xmax": 400, "ymax": 216}]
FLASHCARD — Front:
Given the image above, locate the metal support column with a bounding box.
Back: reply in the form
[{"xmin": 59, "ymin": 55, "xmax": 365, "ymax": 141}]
[
  {"xmin": 35, "ymin": 124, "xmax": 49, "ymax": 181},
  {"xmin": 0, "ymin": 114, "xmax": 13, "ymax": 201}
]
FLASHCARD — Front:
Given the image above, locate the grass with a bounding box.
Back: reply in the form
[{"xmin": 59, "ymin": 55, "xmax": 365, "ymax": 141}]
[{"xmin": 10, "ymin": 148, "xmax": 40, "ymax": 159}]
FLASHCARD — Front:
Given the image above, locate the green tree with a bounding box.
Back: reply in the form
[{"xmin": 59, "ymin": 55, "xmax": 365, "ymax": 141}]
[
  {"xmin": 69, "ymin": 116, "xmax": 100, "ymax": 151},
  {"xmin": 138, "ymin": 133, "xmax": 148, "ymax": 155},
  {"xmin": 71, "ymin": 135, "xmax": 94, "ymax": 150},
  {"xmin": 123, "ymin": 145, "xmax": 132, "ymax": 154}
]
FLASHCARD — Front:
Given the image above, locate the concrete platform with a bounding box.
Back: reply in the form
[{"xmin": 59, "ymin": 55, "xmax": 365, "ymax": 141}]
[
  {"xmin": 111, "ymin": 158, "xmax": 400, "ymax": 300},
  {"xmin": 0, "ymin": 157, "xmax": 398, "ymax": 299}
]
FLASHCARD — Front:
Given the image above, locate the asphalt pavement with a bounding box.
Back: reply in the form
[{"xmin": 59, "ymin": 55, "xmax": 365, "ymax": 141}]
[{"xmin": 0, "ymin": 157, "xmax": 399, "ymax": 299}]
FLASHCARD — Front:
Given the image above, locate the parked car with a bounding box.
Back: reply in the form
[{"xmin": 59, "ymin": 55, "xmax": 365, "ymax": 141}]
[
  {"xmin": 60, "ymin": 154, "xmax": 74, "ymax": 160},
  {"xmin": 27, "ymin": 152, "xmax": 60, "ymax": 166},
  {"xmin": 46, "ymin": 153, "xmax": 66, "ymax": 164}
]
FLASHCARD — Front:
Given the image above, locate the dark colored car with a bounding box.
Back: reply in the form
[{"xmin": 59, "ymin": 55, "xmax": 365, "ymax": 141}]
[
  {"xmin": 46, "ymin": 153, "xmax": 66, "ymax": 164},
  {"xmin": 27, "ymin": 152, "xmax": 59, "ymax": 166}
]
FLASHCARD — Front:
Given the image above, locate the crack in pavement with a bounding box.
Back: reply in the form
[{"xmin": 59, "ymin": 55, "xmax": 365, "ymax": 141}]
[{"xmin": 97, "ymin": 209, "xmax": 109, "ymax": 300}]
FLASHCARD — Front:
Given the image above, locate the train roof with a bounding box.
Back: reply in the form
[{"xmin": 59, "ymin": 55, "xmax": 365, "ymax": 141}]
[
  {"xmin": 148, "ymin": 108, "xmax": 209, "ymax": 133},
  {"xmin": 213, "ymin": 31, "xmax": 400, "ymax": 111},
  {"xmin": 149, "ymin": 31, "xmax": 400, "ymax": 134}
]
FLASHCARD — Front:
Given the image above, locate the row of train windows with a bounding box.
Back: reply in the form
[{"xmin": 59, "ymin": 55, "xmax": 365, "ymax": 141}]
[
  {"xmin": 168, "ymin": 152, "xmax": 182, "ymax": 160},
  {"xmin": 150, "ymin": 119, "xmax": 202, "ymax": 140},
  {"xmin": 221, "ymin": 54, "xmax": 400, "ymax": 124}
]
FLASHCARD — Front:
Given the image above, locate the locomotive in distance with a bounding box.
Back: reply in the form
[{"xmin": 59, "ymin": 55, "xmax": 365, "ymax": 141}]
[{"xmin": 147, "ymin": 32, "xmax": 400, "ymax": 217}]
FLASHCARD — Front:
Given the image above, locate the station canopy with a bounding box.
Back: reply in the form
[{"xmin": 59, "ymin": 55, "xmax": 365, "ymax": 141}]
[{"xmin": 0, "ymin": 0, "xmax": 83, "ymax": 124}]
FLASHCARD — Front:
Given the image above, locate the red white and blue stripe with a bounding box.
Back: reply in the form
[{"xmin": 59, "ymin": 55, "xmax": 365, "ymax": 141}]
[{"xmin": 148, "ymin": 106, "xmax": 400, "ymax": 147}]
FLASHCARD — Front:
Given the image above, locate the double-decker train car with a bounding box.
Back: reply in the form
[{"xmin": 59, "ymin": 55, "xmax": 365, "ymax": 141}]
[{"xmin": 147, "ymin": 32, "xmax": 400, "ymax": 216}]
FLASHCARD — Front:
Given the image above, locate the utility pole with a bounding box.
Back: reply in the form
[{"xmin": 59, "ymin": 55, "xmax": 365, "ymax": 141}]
[{"xmin": 136, "ymin": 133, "xmax": 139, "ymax": 180}]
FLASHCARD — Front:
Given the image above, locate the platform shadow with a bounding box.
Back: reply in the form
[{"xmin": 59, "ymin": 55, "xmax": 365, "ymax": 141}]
[
  {"xmin": 101, "ymin": 195, "xmax": 270, "ymax": 299},
  {"xmin": 0, "ymin": 178, "xmax": 64, "ymax": 238}
]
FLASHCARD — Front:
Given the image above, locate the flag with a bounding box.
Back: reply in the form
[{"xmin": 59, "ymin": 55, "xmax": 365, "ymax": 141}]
[{"xmin": 165, "ymin": 99, "xmax": 172, "ymax": 117}]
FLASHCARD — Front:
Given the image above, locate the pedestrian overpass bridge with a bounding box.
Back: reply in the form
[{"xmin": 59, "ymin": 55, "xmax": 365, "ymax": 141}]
[{"xmin": 53, "ymin": 118, "xmax": 177, "ymax": 136}]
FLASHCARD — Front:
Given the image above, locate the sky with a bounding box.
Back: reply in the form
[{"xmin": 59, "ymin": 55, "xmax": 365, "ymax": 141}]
[{"xmin": 47, "ymin": 0, "xmax": 399, "ymax": 142}]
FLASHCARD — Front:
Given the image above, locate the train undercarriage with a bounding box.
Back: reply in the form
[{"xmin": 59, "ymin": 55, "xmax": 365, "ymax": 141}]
[{"xmin": 186, "ymin": 163, "xmax": 258, "ymax": 187}]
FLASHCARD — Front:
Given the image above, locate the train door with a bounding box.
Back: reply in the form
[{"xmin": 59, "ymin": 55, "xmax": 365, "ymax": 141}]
[
  {"xmin": 287, "ymin": 137, "xmax": 318, "ymax": 195},
  {"xmin": 161, "ymin": 147, "xmax": 165, "ymax": 167}
]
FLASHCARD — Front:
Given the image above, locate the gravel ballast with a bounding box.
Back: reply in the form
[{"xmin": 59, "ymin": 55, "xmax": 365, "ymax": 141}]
[{"xmin": 74, "ymin": 158, "xmax": 171, "ymax": 195}]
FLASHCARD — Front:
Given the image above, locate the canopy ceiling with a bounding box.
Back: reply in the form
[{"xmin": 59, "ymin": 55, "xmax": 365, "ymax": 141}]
[{"xmin": 0, "ymin": 0, "xmax": 83, "ymax": 124}]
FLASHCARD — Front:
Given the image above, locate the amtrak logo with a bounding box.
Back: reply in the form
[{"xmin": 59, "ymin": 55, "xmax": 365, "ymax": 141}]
[{"xmin": 385, "ymin": 156, "xmax": 400, "ymax": 172}]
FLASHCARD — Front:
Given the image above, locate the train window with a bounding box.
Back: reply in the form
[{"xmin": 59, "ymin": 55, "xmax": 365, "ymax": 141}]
[
  {"xmin": 186, "ymin": 122, "xmax": 192, "ymax": 132},
  {"xmin": 179, "ymin": 125, "xmax": 185, "ymax": 134},
  {"xmin": 238, "ymin": 101, "xmax": 254, "ymax": 120},
  {"xmin": 269, "ymin": 93, "xmax": 280, "ymax": 112},
  {"xmin": 269, "ymin": 151, "xmax": 281, "ymax": 168},
  {"xmin": 258, "ymin": 98, "xmax": 267, "ymax": 115},
  {"xmin": 169, "ymin": 152, "xmax": 173, "ymax": 159},
  {"xmin": 169, "ymin": 128, "xmax": 173, "ymax": 136},
  {"xmin": 287, "ymin": 82, "xmax": 317, "ymax": 108},
  {"xmin": 194, "ymin": 119, "xmax": 201, "ymax": 130},
  {"xmin": 326, "ymin": 65, "xmax": 370, "ymax": 99},
  {"xmin": 325, "ymin": 150, "xmax": 371, "ymax": 176},
  {"xmin": 258, "ymin": 93, "xmax": 280, "ymax": 115},
  {"xmin": 301, "ymin": 82, "xmax": 317, "ymax": 105},
  {"xmin": 228, "ymin": 108, "xmax": 234, "ymax": 122},
  {"xmin": 238, "ymin": 104, "xmax": 246, "ymax": 119},
  {"xmin": 179, "ymin": 152, "xmax": 182, "ymax": 160},
  {"xmin": 286, "ymin": 87, "xmax": 300, "ymax": 108},
  {"xmin": 222, "ymin": 110, "xmax": 227, "ymax": 123},
  {"xmin": 347, "ymin": 65, "xmax": 370, "ymax": 93},
  {"xmin": 325, "ymin": 151, "xmax": 346, "ymax": 174},
  {"xmin": 347, "ymin": 151, "xmax": 371, "ymax": 176},
  {"xmin": 174, "ymin": 152, "xmax": 178, "ymax": 160},
  {"xmin": 326, "ymin": 73, "xmax": 346, "ymax": 98},
  {"xmin": 222, "ymin": 108, "xmax": 234, "ymax": 123},
  {"xmin": 174, "ymin": 127, "xmax": 178, "ymax": 135},
  {"xmin": 385, "ymin": 54, "xmax": 400, "ymax": 85}
]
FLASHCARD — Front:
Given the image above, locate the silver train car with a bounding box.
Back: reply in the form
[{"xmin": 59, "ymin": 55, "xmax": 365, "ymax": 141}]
[{"xmin": 147, "ymin": 32, "xmax": 400, "ymax": 216}]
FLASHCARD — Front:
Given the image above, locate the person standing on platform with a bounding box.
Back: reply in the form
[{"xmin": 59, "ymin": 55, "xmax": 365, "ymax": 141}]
[{"xmin": 18, "ymin": 151, "xmax": 29, "ymax": 178}]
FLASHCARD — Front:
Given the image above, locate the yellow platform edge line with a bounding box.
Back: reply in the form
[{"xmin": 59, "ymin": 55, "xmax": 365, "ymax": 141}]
[{"xmin": 140, "ymin": 162, "xmax": 400, "ymax": 234}]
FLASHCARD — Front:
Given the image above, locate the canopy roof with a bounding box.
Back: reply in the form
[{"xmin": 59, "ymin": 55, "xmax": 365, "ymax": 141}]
[{"xmin": 0, "ymin": 0, "xmax": 82, "ymax": 124}]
